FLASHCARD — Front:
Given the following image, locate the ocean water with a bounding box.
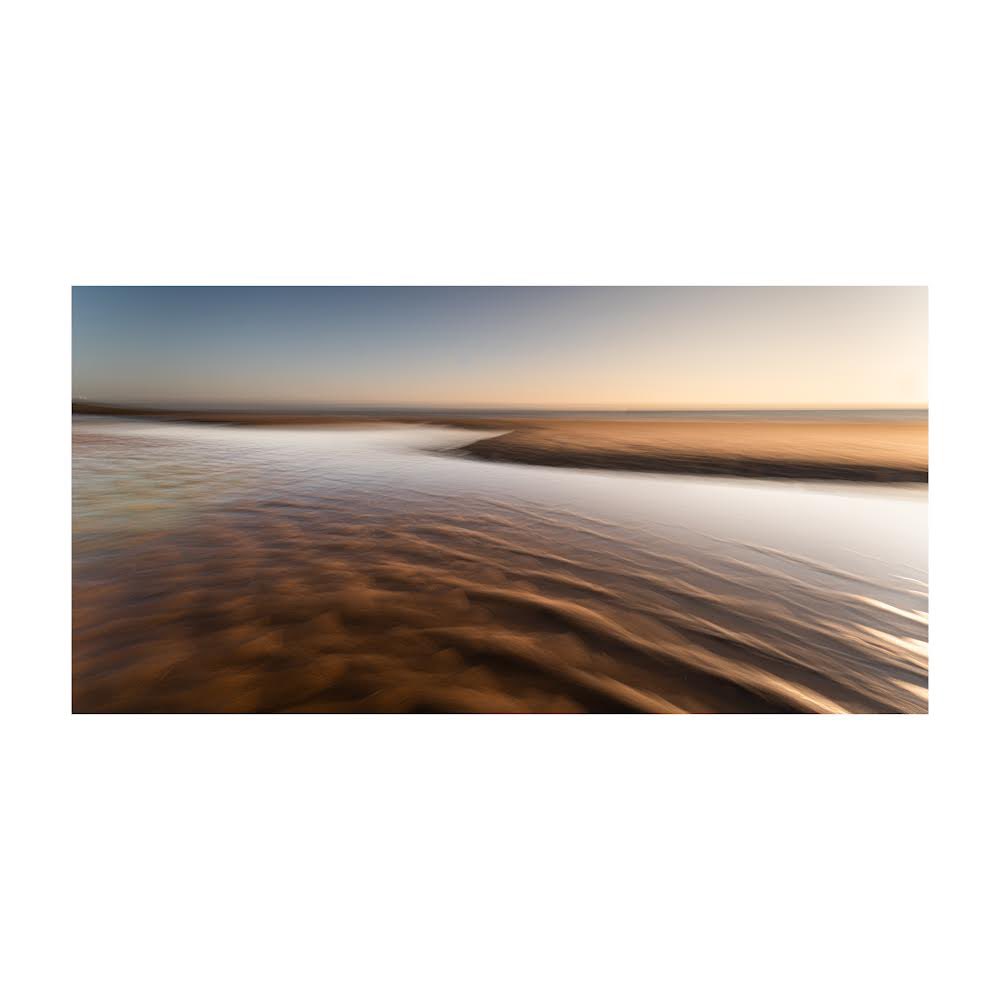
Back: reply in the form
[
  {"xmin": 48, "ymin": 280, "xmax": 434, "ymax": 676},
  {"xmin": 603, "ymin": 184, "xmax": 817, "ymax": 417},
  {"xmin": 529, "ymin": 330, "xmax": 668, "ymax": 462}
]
[
  {"xmin": 98, "ymin": 404, "xmax": 927, "ymax": 422},
  {"xmin": 72, "ymin": 417, "xmax": 928, "ymax": 713}
]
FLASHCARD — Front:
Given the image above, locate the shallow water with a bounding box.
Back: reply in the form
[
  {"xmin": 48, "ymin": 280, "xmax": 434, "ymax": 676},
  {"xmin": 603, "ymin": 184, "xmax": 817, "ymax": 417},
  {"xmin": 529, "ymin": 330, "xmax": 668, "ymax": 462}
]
[{"xmin": 73, "ymin": 417, "xmax": 928, "ymax": 713}]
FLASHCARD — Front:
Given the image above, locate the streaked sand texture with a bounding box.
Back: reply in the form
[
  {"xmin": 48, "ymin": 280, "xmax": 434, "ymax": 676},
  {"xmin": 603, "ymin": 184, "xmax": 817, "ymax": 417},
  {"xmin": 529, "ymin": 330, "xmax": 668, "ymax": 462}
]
[
  {"xmin": 73, "ymin": 420, "xmax": 927, "ymax": 714},
  {"xmin": 458, "ymin": 421, "xmax": 927, "ymax": 482},
  {"xmin": 73, "ymin": 498, "xmax": 927, "ymax": 713}
]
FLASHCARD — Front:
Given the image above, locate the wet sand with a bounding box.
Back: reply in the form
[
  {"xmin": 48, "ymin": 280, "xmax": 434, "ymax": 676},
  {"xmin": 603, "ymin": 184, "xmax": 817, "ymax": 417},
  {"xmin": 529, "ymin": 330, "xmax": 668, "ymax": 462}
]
[
  {"xmin": 73, "ymin": 419, "xmax": 927, "ymax": 713},
  {"xmin": 73, "ymin": 502, "xmax": 925, "ymax": 714},
  {"xmin": 73, "ymin": 404, "xmax": 928, "ymax": 483}
]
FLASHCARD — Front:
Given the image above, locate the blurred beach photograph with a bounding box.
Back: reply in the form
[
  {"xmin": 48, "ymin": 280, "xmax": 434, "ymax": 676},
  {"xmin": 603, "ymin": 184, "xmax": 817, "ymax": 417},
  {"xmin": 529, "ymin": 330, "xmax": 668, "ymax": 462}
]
[{"xmin": 72, "ymin": 286, "xmax": 928, "ymax": 714}]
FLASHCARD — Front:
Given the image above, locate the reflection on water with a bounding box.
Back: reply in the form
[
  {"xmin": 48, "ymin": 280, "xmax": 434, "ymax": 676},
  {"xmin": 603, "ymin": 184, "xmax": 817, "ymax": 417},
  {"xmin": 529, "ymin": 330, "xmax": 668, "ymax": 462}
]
[{"xmin": 73, "ymin": 417, "xmax": 928, "ymax": 713}]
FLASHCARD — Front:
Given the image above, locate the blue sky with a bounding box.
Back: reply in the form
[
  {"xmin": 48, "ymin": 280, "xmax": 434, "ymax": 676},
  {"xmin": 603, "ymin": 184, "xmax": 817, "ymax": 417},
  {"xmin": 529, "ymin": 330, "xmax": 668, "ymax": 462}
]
[{"xmin": 72, "ymin": 286, "xmax": 927, "ymax": 408}]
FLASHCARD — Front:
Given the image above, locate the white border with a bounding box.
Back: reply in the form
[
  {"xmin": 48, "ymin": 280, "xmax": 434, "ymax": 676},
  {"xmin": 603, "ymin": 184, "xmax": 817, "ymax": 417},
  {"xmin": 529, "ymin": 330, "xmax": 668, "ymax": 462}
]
[{"xmin": 5, "ymin": 2, "xmax": 997, "ymax": 999}]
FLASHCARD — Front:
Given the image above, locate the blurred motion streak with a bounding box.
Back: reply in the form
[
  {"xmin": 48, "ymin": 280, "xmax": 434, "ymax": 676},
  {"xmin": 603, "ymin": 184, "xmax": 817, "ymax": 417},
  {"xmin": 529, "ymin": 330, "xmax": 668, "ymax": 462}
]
[{"xmin": 72, "ymin": 417, "xmax": 927, "ymax": 713}]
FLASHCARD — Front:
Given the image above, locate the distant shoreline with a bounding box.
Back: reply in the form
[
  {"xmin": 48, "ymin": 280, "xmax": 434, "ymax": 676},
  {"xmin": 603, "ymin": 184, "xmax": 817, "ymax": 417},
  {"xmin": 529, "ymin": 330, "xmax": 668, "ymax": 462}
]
[
  {"xmin": 72, "ymin": 401, "xmax": 523, "ymax": 430},
  {"xmin": 73, "ymin": 402, "xmax": 929, "ymax": 484},
  {"xmin": 72, "ymin": 401, "xmax": 928, "ymax": 420}
]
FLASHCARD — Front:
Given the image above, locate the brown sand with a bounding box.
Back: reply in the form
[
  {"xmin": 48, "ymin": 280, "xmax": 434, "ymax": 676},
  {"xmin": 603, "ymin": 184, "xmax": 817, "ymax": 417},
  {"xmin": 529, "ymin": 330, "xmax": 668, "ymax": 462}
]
[
  {"xmin": 459, "ymin": 420, "xmax": 928, "ymax": 482},
  {"xmin": 73, "ymin": 495, "xmax": 927, "ymax": 714}
]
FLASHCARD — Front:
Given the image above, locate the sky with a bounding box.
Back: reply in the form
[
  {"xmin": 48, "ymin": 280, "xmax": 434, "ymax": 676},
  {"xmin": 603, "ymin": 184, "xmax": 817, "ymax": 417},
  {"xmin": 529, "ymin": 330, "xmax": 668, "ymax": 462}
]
[{"xmin": 72, "ymin": 286, "xmax": 927, "ymax": 409}]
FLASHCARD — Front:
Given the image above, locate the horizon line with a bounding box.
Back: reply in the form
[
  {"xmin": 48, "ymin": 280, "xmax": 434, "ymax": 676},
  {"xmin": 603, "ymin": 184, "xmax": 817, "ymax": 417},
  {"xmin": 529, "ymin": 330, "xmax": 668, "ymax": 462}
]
[{"xmin": 73, "ymin": 398, "xmax": 929, "ymax": 412}]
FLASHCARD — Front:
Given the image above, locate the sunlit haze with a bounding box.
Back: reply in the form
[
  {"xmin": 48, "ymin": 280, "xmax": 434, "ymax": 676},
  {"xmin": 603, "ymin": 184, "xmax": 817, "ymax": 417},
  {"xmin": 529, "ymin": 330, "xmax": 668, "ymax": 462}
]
[{"xmin": 73, "ymin": 286, "xmax": 927, "ymax": 409}]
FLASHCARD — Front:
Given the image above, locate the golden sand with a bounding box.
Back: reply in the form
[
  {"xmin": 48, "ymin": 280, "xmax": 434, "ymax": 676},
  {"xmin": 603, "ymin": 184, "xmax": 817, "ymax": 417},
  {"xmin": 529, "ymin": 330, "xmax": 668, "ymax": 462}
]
[{"xmin": 459, "ymin": 420, "xmax": 927, "ymax": 482}]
